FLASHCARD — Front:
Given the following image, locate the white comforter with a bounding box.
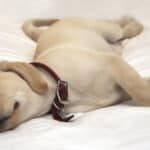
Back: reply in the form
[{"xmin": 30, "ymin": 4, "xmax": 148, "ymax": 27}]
[
  {"xmin": 0, "ymin": 8, "xmax": 150, "ymax": 150},
  {"xmin": 1, "ymin": 104, "xmax": 150, "ymax": 150}
]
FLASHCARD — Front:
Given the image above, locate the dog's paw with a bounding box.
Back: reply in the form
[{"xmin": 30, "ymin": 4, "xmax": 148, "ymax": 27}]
[
  {"xmin": 118, "ymin": 16, "xmax": 139, "ymax": 27},
  {"xmin": 123, "ymin": 20, "xmax": 144, "ymax": 39}
]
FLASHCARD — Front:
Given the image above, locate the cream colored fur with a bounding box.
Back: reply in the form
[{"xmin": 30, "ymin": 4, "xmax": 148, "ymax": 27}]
[{"xmin": 0, "ymin": 16, "xmax": 147, "ymax": 131}]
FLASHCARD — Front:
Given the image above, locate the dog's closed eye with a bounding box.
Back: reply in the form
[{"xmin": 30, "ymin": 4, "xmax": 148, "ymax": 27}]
[{"xmin": 14, "ymin": 101, "xmax": 20, "ymax": 110}]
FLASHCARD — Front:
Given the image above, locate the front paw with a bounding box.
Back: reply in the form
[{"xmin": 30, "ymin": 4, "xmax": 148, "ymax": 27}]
[{"xmin": 123, "ymin": 21, "xmax": 144, "ymax": 39}]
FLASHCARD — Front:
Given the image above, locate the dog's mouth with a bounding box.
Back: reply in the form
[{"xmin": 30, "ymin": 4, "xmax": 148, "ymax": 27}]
[
  {"xmin": 0, "ymin": 102, "xmax": 20, "ymax": 130},
  {"xmin": 0, "ymin": 115, "xmax": 11, "ymax": 125}
]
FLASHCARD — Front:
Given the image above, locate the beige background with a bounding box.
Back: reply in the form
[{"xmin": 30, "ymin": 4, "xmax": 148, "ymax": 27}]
[{"xmin": 0, "ymin": 0, "xmax": 148, "ymax": 20}]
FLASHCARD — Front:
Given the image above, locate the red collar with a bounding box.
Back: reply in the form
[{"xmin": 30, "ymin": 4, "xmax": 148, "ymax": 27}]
[{"xmin": 30, "ymin": 62, "xmax": 74, "ymax": 122}]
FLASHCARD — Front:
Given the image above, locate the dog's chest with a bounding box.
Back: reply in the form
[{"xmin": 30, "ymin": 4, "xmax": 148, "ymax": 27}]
[
  {"xmin": 38, "ymin": 48, "xmax": 124, "ymax": 113},
  {"xmin": 38, "ymin": 51, "xmax": 124, "ymax": 112}
]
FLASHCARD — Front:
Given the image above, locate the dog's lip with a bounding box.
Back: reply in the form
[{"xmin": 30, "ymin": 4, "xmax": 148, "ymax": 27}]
[
  {"xmin": 0, "ymin": 103, "xmax": 19, "ymax": 125},
  {"xmin": 0, "ymin": 115, "xmax": 11, "ymax": 125},
  {"xmin": 0, "ymin": 108, "xmax": 19, "ymax": 132}
]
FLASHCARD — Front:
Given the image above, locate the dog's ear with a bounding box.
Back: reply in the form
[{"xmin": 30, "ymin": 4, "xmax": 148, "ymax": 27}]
[{"xmin": 0, "ymin": 61, "xmax": 48, "ymax": 94}]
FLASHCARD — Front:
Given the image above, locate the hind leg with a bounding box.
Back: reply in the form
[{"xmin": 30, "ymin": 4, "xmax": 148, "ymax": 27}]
[{"xmin": 104, "ymin": 53, "xmax": 150, "ymax": 106}]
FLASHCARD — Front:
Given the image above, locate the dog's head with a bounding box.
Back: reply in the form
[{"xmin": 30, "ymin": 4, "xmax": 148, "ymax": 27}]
[{"xmin": 0, "ymin": 61, "xmax": 49, "ymax": 131}]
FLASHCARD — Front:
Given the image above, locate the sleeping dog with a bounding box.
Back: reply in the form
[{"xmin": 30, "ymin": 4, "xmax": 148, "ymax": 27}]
[{"xmin": 0, "ymin": 16, "xmax": 147, "ymax": 131}]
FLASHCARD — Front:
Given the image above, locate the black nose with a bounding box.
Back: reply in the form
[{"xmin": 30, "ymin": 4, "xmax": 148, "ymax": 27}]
[
  {"xmin": 0, "ymin": 102, "xmax": 20, "ymax": 125},
  {"xmin": 0, "ymin": 116, "xmax": 9, "ymax": 124}
]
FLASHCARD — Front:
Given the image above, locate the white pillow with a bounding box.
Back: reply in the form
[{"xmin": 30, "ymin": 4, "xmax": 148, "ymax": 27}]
[{"xmin": 0, "ymin": 17, "xmax": 36, "ymax": 62}]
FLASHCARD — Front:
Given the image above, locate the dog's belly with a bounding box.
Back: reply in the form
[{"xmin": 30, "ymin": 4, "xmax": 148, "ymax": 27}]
[
  {"xmin": 36, "ymin": 26, "xmax": 121, "ymax": 58},
  {"xmin": 64, "ymin": 73, "xmax": 123, "ymax": 113},
  {"xmin": 37, "ymin": 46, "xmax": 127, "ymax": 113}
]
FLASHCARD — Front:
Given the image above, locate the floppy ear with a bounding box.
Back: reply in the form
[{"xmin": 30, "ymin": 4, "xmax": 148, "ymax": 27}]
[{"xmin": 0, "ymin": 61, "xmax": 48, "ymax": 94}]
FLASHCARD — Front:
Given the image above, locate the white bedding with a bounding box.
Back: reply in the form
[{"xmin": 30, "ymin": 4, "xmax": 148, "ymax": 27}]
[
  {"xmin": 0, "ymin": 17, "xmax": 35, "ymax": 62},
  {"xmin": 0, "ymin": 1, "xmax": 150, "ymax": 149}
]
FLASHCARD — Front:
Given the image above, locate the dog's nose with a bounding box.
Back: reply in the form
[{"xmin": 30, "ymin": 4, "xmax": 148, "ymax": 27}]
[
  {"xmin": 0, "ymin": 116, "xmax": 9, "ymax": 124},
  {"xmin": 0, "ymin": 101, "xmax": 20, "ymax": 125}
]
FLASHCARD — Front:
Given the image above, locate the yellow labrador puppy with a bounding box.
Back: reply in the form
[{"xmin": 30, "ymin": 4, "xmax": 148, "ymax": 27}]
[{"xmin": 0, "ymin": 16, "xmax": 147, "ymax": 131}]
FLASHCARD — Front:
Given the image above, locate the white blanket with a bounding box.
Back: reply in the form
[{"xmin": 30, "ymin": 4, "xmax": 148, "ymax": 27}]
[{"xmin": 0, "ymin": 17, "xmax": 150, "ymax": 150}]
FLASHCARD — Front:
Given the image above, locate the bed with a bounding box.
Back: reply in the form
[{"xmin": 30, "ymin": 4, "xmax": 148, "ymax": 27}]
[{"xmin": 0, "ymin": 0, "xmax": 150, "ymax": 149}]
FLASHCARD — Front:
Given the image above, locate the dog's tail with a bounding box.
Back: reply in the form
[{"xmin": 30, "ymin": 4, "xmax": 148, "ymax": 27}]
[{"xmin": 22, "ymin": 19, "xmax": 59, "ymax": 42}]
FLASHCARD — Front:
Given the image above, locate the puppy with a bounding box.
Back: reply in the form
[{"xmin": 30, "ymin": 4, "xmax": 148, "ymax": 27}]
[{"xmin": 0, "ymin": 16, "xmax": 147, "ymax": 131}]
